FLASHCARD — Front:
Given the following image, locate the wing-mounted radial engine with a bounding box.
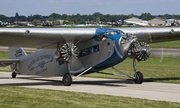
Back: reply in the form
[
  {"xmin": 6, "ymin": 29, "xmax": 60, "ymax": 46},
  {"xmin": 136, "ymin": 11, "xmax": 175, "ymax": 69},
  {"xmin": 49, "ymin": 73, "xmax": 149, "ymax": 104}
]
[
  {"xmin": 55, "ymin": 42, "xmax": 79, "ymax": 63},
  {"xmin": 120, "ymin": 33, "xmax": 150, "ymax": 61}
]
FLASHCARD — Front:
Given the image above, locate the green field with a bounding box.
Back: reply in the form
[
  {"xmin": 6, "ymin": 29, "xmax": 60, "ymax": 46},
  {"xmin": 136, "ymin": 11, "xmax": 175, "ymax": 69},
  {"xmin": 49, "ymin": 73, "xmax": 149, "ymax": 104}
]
[
  {"xmin": 149, "ymin": 40, "xmax": 180, "ymax": 48},
  {"xmin": 0, "ymin": 86, "xmax": 179, "ymax": 108}
]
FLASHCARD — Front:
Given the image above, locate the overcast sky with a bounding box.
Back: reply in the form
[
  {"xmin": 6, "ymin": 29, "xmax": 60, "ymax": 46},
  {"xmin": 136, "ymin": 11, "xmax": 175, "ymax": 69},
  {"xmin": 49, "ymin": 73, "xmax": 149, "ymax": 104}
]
[{"xmin": 0, "ymin": 0, "xmax": 179, "ymax": 17}]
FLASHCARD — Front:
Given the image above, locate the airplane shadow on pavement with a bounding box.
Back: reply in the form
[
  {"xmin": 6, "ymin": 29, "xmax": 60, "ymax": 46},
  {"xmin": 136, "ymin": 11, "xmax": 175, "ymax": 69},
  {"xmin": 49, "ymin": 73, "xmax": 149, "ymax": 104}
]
[
  {"xmin": 1, "ymin": 76, "xmax": 179, "ymax": 87},
  {"xmin": 144, "ymin": 77, "xmax": 180, "ymax": 82},
  {"xmin": 0, "ymin": 76, "xmax": 134, "ymax": 87}
]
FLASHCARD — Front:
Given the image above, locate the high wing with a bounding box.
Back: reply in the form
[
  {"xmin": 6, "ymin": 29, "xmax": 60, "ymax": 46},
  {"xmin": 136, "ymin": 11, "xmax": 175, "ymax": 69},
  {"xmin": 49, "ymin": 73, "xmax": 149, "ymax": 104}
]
[
  {"xmin": 119, "ymin": 27, "xmax": 180, "ymax": 43},
  {"xmin": 0, "ymin": 59, "xmax": 19, "ymax": 67},
  {"xmin": 0, "ymin": 28, "xmax": 96, "ymax": 49},
  {"xmin": 0, "ymin": 27, "xmax": 180, "ymax": 49}
]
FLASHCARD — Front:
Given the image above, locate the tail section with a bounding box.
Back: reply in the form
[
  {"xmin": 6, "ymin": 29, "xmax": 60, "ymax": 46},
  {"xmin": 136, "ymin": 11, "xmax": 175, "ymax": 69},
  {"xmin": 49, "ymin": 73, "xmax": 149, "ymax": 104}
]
[{"xmin": 8, "ymin": 47, "xmax": 27, "ymax": 59}]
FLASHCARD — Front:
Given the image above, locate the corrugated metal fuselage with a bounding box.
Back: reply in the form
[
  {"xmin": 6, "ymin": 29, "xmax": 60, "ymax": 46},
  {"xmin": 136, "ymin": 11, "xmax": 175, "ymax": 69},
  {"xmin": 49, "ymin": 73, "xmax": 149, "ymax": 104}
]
[{"xmin": 16, "ymin": 34, "xmax": 125, "ymax": 76}]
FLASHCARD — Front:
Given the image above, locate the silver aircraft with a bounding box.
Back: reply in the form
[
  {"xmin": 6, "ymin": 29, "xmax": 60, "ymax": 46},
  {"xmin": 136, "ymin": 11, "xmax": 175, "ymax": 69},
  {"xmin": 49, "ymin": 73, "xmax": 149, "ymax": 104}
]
[{"xmin": 0, "ymin": 27, "xmax": 180, "ymax": 86}]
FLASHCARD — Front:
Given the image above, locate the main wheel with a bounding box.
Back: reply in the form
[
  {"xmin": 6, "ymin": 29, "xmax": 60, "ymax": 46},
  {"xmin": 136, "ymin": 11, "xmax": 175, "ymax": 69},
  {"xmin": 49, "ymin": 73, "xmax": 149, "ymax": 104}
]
[
  {"xmin": 134, "ymin": 71, "xmax": 143, "ymax": 84},
  {"xmin": 62, "ymin": 73, "xmax": 72, "ymax": 86},
  {"xmin": 12, "ymin": 72, "xmax": 17, "ymax": 78}
]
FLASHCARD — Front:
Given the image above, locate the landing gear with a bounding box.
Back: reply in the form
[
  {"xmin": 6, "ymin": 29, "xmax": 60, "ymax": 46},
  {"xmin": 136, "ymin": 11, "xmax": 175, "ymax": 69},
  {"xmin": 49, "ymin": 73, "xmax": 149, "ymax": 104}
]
[
  {"xmin": 62, "ymin": 73, "xmax": 72, "ymax": 86},
  {"xmin": 101, "ymin": 57, "xmax": 144, "ymax": 84},
  {"xmin": 134, "ymin": 71, "xmax": 143, "ymax": 84},
  {"xmin": 133, "ymin": 58, "xmax": 143, "ymax": 84},
  {"xmin": 12, "ymin": 72, "xmax": 17, "ymax": 78}
]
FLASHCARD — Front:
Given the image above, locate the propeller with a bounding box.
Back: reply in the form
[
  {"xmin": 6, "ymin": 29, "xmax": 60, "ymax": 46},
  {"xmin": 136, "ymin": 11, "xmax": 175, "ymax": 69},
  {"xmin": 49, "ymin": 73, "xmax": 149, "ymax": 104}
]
[
  {"xmin": 129, "ymin": 41, "xmax": 150, "ymax": 61},
  {"xmin": 60, "ymin": 42, "xmax": 79, "ymax": 63}
]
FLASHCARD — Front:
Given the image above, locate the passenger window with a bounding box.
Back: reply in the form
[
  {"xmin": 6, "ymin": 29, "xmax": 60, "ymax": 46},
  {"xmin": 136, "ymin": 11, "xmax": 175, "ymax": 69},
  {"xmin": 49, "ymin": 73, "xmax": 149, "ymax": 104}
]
[
  {"xmin": 77, "ymin": 51, "xmax": 82, "ymax": 58},
  {"xmin": 82, "ymin": 48, "xmax": 90, "ymax": 56},
  {"xmin": 91, "ymin": 45, "xmax": 99, "ymax": 53},
  {"xmin": 79, "ymin": 45, "xmax": 99, "ymax": 57}
]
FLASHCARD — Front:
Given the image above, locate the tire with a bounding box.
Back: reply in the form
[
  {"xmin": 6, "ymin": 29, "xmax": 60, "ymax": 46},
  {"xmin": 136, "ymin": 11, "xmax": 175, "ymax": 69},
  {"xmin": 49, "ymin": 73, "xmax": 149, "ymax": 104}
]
[
  {"xmin": 134, "ymin": 71, "xmax": 143, "ymax": 84},
  {"xmin": 62, "ymin": 73, "xmax": 72, "ymax": 86},
  {"xmin": 12, "ymin": 72, "xmax": 16, "ymax": 78}
]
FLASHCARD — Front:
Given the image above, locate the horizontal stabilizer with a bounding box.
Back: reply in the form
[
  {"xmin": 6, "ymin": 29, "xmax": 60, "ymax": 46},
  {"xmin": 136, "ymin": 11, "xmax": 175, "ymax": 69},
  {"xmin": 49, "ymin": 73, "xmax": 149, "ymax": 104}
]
[{"xmin": 0, "ymin": 59, "xmax": 20, "ymax": 67}]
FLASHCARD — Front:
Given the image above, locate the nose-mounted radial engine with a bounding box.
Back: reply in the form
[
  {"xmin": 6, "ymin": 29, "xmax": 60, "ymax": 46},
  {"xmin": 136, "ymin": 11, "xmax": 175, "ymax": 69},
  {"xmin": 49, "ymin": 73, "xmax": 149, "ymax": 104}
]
[{"xmin": 55, "ymin": 42, "xmax": 79, "ymax": 63}]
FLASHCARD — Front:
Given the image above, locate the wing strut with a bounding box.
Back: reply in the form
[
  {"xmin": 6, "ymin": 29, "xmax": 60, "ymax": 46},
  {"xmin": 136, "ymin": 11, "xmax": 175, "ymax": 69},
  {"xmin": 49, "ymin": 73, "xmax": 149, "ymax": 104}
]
[
  {"xmin": 73, "ymin": 67, "xmax": 92, "ymax": 80},
  {"xmin": 96, "ymin": 58, "xmax": 143, "ymax": 84},
  {"xmin": 96, "ymin": 67, "xmax": 136, "ymax": 79}
]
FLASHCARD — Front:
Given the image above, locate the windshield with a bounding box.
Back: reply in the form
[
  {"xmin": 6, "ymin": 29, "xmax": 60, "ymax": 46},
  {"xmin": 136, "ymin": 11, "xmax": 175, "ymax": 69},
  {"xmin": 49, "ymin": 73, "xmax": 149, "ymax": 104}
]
[
  {"xmin": 106, "ymin": 31, "xmax": 120, "ymax": 36},
  {"xmin": 94, "ymin": 30, "xmax": 120, "ymax": 41}
]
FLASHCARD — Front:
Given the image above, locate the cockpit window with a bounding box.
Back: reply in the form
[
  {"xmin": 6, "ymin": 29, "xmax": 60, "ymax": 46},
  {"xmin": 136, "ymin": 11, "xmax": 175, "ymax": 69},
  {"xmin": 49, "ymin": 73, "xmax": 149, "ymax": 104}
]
[
  {"xmin": 95, "ymin": 34, "xmax": 103, "ymax": 41},
  {"xmin": 95, "ymin": 30, "xmax": 120, "ymax": 41},
  {"xmin": 120, "ymin": 31, "xmax": 125, "ymax": 35},
  {"xmin": 106, "ymin": 31, "xmax": 120, "ymax": 36}
]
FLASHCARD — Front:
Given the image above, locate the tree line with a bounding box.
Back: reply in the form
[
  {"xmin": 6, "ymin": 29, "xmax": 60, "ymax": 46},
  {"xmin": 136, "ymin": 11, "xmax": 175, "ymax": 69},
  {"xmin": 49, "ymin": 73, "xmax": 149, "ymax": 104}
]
[{"xmin": 0, "ymin": 12, "xmax": 180, "ymax": 24}]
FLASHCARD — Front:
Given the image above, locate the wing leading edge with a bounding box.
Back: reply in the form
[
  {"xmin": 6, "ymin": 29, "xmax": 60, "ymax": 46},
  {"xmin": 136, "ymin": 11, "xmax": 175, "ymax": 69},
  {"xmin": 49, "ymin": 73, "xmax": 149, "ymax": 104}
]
[
  {"xmin": 0, "ymin": 28, "xmax": 97, "ymax": 49},
  {"xmin": 119, "ymin": 27, "xmax": 180, "ymax": 43}
]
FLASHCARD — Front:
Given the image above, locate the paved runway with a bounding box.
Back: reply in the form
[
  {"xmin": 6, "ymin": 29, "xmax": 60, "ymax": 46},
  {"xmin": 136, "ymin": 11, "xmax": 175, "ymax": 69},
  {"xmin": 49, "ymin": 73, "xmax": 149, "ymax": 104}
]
[
  {"xmin": 0, "ymin": 72, "xmax": 180, "ymax": 103},
  {"xmin": 151, "ymin": 48, "xmax": 180, "ymax": 57}
]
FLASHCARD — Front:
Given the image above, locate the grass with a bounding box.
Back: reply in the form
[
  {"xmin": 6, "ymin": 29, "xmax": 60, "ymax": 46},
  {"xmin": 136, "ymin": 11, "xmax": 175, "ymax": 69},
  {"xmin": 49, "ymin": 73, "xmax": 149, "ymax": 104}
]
[
  {"xmin": 149, "ymin": 40, "xmax": 180, "ymax": 48},
  {"xmin": 83, "ymin": 56, "xmax": 180, "ymax": 84},
  {"xmin": 0, "ymin": 86, "xmax": 179, "ymax": 108}
]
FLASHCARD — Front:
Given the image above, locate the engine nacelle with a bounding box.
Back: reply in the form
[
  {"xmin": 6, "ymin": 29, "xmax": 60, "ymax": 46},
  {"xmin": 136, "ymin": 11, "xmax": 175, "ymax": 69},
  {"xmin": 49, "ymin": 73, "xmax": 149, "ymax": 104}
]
[{"xmin": 119, "ymin": 33, "xmax": 150, "ymax": 61}]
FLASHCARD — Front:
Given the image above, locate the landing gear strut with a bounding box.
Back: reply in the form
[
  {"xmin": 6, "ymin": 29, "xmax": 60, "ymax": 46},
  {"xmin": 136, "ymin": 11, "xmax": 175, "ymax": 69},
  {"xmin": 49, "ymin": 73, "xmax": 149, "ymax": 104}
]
[
  {"xmin": 97, "ymin": 58, "xmax": 144, "ymax": 84},
  {"xmin": 62, "ymin": 67, "xmax": 92, "ymax": 86},
  {"xmin": 133, "ymin": 58, "xmax": 143, "ymax": 84},
  {"xmin": 134, "ymin": 72, "xmax": 143, "ymax": 84}
]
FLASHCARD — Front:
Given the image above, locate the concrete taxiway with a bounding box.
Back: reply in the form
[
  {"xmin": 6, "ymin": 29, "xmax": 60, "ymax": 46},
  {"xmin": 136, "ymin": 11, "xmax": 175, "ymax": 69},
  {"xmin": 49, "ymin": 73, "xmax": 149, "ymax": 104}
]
[{"xmin": 0, "ymin": 72, "xmax": 180, "ymax": 103}]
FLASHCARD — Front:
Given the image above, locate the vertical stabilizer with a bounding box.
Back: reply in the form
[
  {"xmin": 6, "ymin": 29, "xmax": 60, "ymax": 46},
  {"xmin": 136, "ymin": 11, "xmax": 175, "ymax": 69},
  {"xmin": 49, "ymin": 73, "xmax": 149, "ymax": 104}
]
[{"xmin": 8, "ymin": 47, "xmax": 27, "ymax": 59}]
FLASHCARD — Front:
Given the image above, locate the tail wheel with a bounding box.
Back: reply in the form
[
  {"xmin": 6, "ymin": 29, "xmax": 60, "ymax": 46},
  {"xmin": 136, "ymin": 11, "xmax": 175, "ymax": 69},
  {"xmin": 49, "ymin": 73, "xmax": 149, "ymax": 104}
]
[
  {"xmin": 62, "ymin": 73, "xmax": 72, "ymax": 86},
  {"xmin": 134, "ymin": 71, "xmax": 143, "ymax": 84},
  {"xmin": 12, "ymin": 72, "xmax": 17, "ymax": 78}
]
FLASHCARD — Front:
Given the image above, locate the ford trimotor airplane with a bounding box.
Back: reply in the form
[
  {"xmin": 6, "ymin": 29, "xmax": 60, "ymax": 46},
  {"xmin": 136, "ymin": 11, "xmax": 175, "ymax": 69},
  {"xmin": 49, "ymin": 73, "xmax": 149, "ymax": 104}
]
[{"xmin": 0, "ymin": 27, "xmax": 180, "ymax": 86}]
